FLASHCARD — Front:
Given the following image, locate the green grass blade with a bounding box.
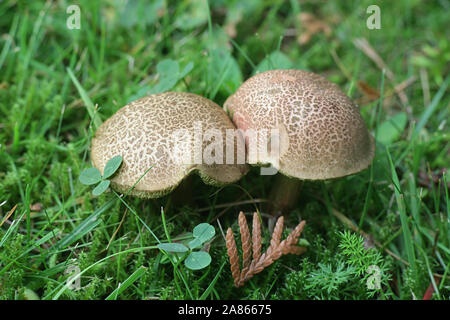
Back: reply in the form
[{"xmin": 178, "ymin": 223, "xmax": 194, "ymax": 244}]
[
  {"xmin": 49, "ymin": 246, "xmax": 156, "ymax": 300},
  {"xmin": 199, "ymin": 261, "xmax": 226, "ymax": 300},
  {"xmin": 105, "ymin": 266, "xmax": 147, "ymax": 300},
  {"xmin": 413, "ymin": 75, "xmax": 449, "ymax": 138},
  {"xmin": 0, "ymin": 209, "xmax": 26, "ymax": 247},
  {"xmin": 386, "ymin": 147, "xmax": 417, "ymax": 274},
  {"xmin": 66, "ymin": 67, "xmax": 102, "ymax": 129},
  {"xmin": 0, "ymin": 14, "xmax": 19, "ymax": 71},
  {"xmin": 51, "ymin": 198, "xmax": 116, "ymax": 250}
]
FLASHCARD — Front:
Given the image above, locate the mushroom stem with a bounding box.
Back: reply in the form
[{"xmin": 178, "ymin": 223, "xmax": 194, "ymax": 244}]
[
  {"xmin": 267, "ymin": 174, "xmax": 303, "ymax": 216},
  {"xmin": 169, "ymin": 174, "xmax": 195, "ymax": 208}
]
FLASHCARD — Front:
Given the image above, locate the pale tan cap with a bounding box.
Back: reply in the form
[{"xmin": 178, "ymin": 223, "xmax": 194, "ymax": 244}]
[
  {"xmin": 224, "ymin": 69, "xmax": 375, "ymax": 180},
  {"xmin": 92, "ymin": 92, "xmax": 248, "ymax": 198}
]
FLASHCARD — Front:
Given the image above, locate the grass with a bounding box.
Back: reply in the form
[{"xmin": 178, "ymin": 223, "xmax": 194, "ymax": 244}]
[{"xmin": 0, "ymin": 0, "xmax": 449, "ymax": 300}]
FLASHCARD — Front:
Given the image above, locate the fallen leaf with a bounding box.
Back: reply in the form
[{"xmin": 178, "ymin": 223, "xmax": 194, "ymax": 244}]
[{"xmin": 422, "ymin": 277, "xmax": 440, "ymax": 300}]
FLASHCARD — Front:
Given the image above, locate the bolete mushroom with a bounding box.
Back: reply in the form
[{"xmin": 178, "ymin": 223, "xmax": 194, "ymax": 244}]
[
  {"xmin": 224, "ymin": 69, "xmax": 375, "ymax": 215},
  {"xmin": 91, "ymin": 92, "xmax": 248, "ymax": 199}
]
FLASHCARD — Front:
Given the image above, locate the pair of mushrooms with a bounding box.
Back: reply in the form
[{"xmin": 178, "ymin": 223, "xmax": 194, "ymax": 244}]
[{"xmin": 92, "ymin": 69, "xmax": 374, "ymax": 215}]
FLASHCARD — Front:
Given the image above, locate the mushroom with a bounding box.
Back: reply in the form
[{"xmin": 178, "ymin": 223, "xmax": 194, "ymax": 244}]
[
  {"xmin": 91, "ymin": 92, "xmax": 248, "ymax": 199},
  {"xmin": 224, "ymin": 69, "xmax": 375, "ymax": 215}
]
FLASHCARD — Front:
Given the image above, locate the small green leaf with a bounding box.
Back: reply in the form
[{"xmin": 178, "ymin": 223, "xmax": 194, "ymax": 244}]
[
  {"xmin": 159, "ymin": 251, "xmax": 185, "ymax": 264},
  {"xmin": 179, "ymin": 62, "xmax": 194, "ymax": 79},
  {"xmin": 92, "ymin": 180, "xmax": 110, "ymax": 196},
  {"xmin": 185, "ymin": 251, "xmax": 211, "ymax": 270},
  {"xmin": 188, "ymin": 238, "xmax": 203, "ymax": 250},
  {"xmin": 298, "ymin": 239, "xmax": 310, "ymax": 247},
  {"xmin": 209, "ymin": 48, "xmax": 242, "ymax": 95},
  {"xmin": 376, "ymin": 112, "xmax": 407, "ymax": 145},
  {"xmin": 174, "ymin": 0, "xmax": 208, "ymax": 30},
  {"xmin": 103, "ymin": 155, "xmax": 123, "ymax": 179},
  {"xmin": 105, "ymin": 266, "xmax": 147, "ymax": 300},
  {"xmin": 255, "ymin": 51, "xmax": 293, "ymax": 73},
  {"xmin": 156, "ymin": 59, "xmax": 179, "ymax": 75},
  {"xmin": 193, "ymin": 223, "xmax": 215, "ymax": 243},
  {"xmin": 150, "ymin": 59, "xmax": 180, "ymax": 94},
  {"xmin": 130, "ymin": 60, "xmax": 193, "ymax": 101},
  {"xmin": 157, "ymin": 243, "xmax": 189, "ymax": 253},
  {"xmin": 119, "ymin": 0, "xmax": 164, "ymax": 28},
  {"xmin": 127, "ymin": 85, "xmax": 151, "ymax": 103},
  {"xmin": 79, "ymin": 168, "xmax": 102, "ymax": 185},
  {"xmin": 22, "ymin": 288, "xmax": 40, "ymax": 300}
]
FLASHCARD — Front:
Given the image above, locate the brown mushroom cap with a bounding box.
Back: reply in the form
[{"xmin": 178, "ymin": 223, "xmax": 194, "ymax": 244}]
[
  {"xmin": 91, "ymin": 92, "xmax": 248, "ymax": 198},
  {"xmin": 224, "ymin": 69, "xmax": 375, "ymax": 180}
]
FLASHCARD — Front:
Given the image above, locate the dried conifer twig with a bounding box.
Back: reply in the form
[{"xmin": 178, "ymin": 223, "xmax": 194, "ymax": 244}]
[
  {"xmin": 226, "ymin": 228, "xmax": 240, "ymax": 287},
  {"xmin": 226, "ymin": 212, "xmax": 307, "ymax": 287},
  {"xmin": 268, "ymin": 215, "xmax": 284, "ymax": 255},
  {"xmin": 252, "ymin": 212, "xmax": 261, "ymax": 261},
  {"xmin": 279, "ymin": 221, "xmax": 306, "ymax": 255},
  {"xmin": 238, "ymin": 212, "xmax": 252, "ymax": 269}
]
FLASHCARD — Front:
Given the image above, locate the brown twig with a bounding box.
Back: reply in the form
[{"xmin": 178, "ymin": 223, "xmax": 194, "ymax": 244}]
[
  {"xmin": 252, "ymin": 212, "xmax": 261, "ymax": 261},
  {"xmin": 239, "ymin": 212, "xmax": 252, "ymax": 270},
  {"xmin": 226, "ymin": 228, "xmax": 241, "ymax": 287},
  {"xmin": 269, "ymin": 216, "xmax": 284, "ymax": 252},
  {"xmin": 0, "ymin": 204, "xmax": 17, "ymax": 227},
  {"xmin": 353, "ymin": 37, "xmax": 411, "ymax": 106},
  {"xmin": 226, "ymin": 212, "xmax": 307, "ymax": 287}
]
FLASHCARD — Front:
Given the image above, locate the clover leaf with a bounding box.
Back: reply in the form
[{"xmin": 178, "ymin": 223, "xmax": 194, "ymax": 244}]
[{"xmin": 79, "ymin": 155, "xmax": 122, "ymax": 196}]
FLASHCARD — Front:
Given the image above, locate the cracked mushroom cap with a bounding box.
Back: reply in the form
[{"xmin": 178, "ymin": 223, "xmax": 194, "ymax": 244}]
[
  {"xmin": 91, "ymin": 92, "xmax": 248, "ymax": 198},
  {"xmin": 224, "ymin": 69, "xmax": 375, "ymax": 180}
]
